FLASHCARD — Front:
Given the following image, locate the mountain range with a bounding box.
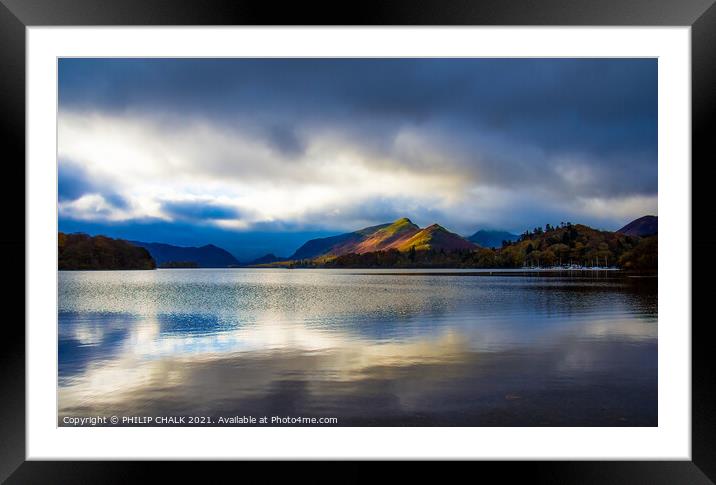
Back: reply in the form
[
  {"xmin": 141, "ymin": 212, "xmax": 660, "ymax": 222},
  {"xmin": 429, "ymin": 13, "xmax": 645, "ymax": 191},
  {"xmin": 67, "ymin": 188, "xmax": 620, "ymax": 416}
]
[
  {"xmin": 130, "ymin": 241, "xmax": 240, "ymax": 268},
  {"xmin": 323, "ymin": 217, "xmax": 657, "ymax": 271},
  {"xmin": 58, "ymin": 215, "xmax": 657, "ymax": 271},
  {"xmin": 289, "ymin": 218, "xmax": 476, "ymax": 260}
]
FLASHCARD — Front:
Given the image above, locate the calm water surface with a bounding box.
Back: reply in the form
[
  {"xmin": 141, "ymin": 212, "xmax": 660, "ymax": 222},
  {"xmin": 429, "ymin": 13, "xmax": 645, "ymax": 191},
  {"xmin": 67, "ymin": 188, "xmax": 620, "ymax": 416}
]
[{"xmin": 58, "ymin": 269, "xmax": 657, "ymax": 426}]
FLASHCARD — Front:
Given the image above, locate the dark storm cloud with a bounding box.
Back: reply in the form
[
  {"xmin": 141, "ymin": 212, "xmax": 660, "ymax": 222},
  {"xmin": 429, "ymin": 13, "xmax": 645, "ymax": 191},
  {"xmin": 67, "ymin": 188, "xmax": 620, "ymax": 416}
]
[
  {"xmin": 58, "ymin": 58, "xmax": 657, "ymax": 244},
  {"xmin": 59, "ymin": 58, "xmax": 657, "ymax": 126},
  {"xmin": 58, "ymin": 58, "xmax": 657, "ymax": 185},
  {"xmin": 58, "ymin": 160, "xmax": 128, "ymax": 209},
  {"xmin": 58, "ymin": 162, "xmax": 94, "ymax": 201},
  {"xmin": 265, "ymin": 125, "xmax": 306, "ymax": 158},
  {"xmin": 161, "ymin": 200, "xmax": 242, "ymax": 221}
]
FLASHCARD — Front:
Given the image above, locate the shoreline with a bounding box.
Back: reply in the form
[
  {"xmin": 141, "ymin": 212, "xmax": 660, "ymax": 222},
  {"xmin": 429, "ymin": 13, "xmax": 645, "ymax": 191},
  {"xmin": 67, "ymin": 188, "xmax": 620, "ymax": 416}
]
[{"xmin": 59, "ymin": 267, "xmax": 656, "ymax": 277}]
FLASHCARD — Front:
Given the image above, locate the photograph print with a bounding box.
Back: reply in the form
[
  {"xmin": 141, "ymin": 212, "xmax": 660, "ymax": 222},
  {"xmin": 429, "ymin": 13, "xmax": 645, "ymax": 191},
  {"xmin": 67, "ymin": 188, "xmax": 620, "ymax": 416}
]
[{"xmin": 57, "ymin": 58, "xmax": 658, "ymax": 427}]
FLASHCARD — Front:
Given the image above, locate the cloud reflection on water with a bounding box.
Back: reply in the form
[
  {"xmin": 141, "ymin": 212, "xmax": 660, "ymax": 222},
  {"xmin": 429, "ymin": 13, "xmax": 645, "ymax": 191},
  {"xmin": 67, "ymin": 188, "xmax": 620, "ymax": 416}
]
[{"xmin": 58, "ymin": 270, "xmax": 657, "ymax": 426}]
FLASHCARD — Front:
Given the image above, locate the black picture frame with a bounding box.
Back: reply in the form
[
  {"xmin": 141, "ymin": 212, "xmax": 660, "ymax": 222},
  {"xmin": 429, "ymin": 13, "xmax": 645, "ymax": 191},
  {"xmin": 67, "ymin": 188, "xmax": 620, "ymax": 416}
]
[{"xmin": 1, "ymin": 0, "xmax": 713, "ymax": 480}]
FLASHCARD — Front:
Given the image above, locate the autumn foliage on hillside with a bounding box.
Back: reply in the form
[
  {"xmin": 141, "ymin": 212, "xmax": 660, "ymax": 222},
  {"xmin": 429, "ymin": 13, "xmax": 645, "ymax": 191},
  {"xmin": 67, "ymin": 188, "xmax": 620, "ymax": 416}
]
[
  {"xmin": 309, "ymin": 222, "xmax": 656, "ymax": 271},
  {"xmin": 59, "ymin": 232, "xmax": 156, "ymax": 270},
  {"xmin": 501, "ymin": 222, "xmax": 650, "ymax": 268}
]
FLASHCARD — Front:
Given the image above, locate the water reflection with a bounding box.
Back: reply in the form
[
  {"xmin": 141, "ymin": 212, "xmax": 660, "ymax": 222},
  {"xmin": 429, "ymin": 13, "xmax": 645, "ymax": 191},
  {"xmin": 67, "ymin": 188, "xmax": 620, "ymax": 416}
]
[{"xmin": 58, "ymin": 269, "xmax": 657, "ymax": 426}]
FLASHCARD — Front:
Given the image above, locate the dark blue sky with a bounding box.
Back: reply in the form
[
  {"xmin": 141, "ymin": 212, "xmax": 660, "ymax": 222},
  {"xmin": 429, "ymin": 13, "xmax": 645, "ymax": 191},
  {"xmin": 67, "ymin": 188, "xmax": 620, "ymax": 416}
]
[{"xmin": 58, "ymin": 58, "xmax": 657, "ymax": 260}]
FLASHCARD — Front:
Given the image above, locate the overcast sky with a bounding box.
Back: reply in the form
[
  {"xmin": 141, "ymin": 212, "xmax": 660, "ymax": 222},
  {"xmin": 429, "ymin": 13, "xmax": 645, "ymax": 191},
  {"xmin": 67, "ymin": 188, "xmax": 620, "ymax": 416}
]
[{"xmin": 58, "ymin": 58, "xmax": 657, "ymax": 260}]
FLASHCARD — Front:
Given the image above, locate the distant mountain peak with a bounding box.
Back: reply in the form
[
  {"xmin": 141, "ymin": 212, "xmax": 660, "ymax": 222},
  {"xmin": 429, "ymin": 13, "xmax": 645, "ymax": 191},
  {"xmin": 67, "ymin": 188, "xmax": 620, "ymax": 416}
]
[
  {"xmin": 397, "ymin": 224, "xmax": 474, "ymax": 252},
  {"xmin": 248, "ymin": 253, "xmax": 286, "ymax": 265},
  {"xmin": 393, "ymin": 217, "xmax": 413, "ymax": 225},
  {"xmin": 617, "ymin": 215, "xmax": 658, "ymax": 237},
  {"xmin": 289, "ymin": 218, "xmax": 474, "ymax": 260},
  {"xmin": 131, "ymin": 241, "xmax": 239, "ymax": 268},
  {"xmin": 467, "ymin": 229, "xmax": 519, "ymax": 248},
  {"xmin": 378, "ymin": 217, "xmax": 420, "ymax": 235},
  {"xmin": 380, "ymin": 217, "xmax": 419, "ymax": 233}
]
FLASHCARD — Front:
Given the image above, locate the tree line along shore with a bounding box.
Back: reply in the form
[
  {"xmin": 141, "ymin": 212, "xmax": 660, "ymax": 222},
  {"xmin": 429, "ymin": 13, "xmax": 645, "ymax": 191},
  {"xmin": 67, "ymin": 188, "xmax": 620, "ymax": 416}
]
[{"xmin": 58, "ymin": 218, "xmax": 657, "ymax": 272}]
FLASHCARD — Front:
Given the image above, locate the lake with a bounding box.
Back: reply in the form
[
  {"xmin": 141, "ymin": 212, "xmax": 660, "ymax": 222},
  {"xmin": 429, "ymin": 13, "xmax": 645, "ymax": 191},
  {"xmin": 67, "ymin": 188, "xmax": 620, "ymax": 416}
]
[{"xmin": 58, "ymin": 268, "xmax": 657, "ymax": 426}]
